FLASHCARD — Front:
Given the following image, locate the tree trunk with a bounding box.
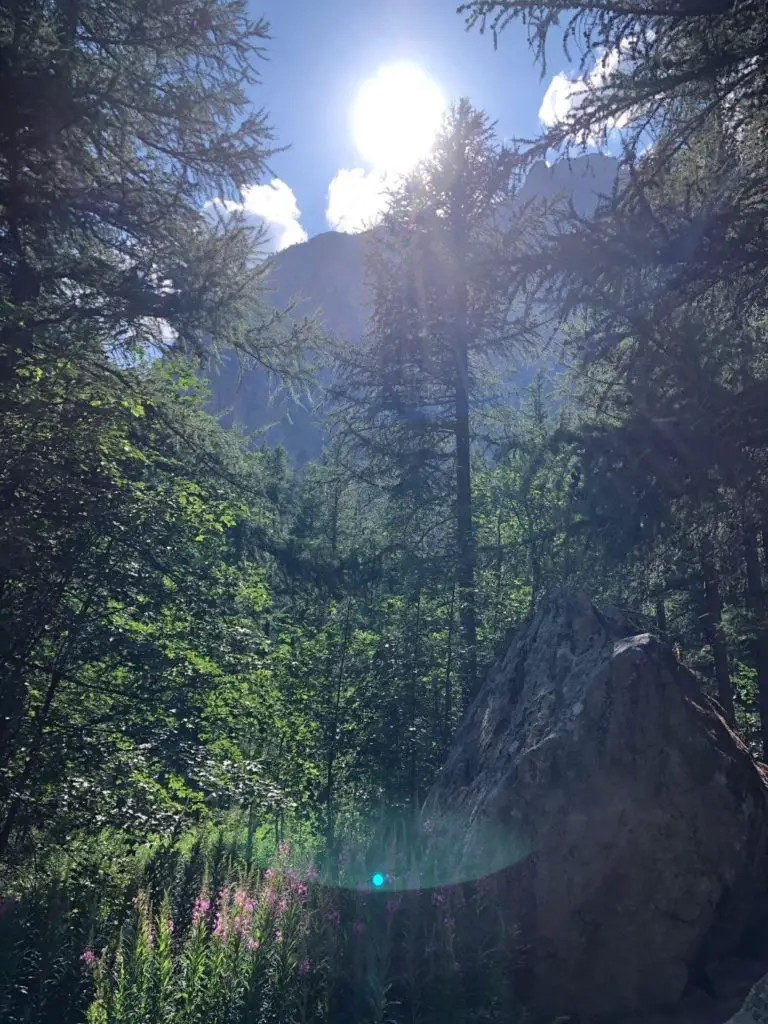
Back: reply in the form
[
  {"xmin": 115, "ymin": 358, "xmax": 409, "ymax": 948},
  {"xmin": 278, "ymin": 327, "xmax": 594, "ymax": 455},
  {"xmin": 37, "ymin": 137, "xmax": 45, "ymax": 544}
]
[
  {"xmin": 0, "ymin": 664, "xmax": 63, "ymax": 857},
  {"xmin": 744, "ymin": 525, "xmax": 768, "ymax": 758},
  {"xmin": 324, "ymin": 600, "xmax": 352, "ymax": 875},
  {"xmin": 524, "ymin": 497, "xmax": 542, "ymax": 615},
  {"xmin": 444, "ymin": 584, "xmax": 455, "ymax": 751},
  {"xmin": 655, "ymin": 598, "xmax": 669, "ymax": 644},
  {"xmin": 761, "ymin": 521, "xmax": 768, "ymax": 577},
  {"xmin": 699, "ymin": 543, "xmax": 735, "ymax": 724},
  {"xmin": 245, "ymin": 800, "xmax": 257, "ymax": 867},
  {"xmin": 453, "ymin": 271, "xmax": 478, "ymax": 709},
  {"xmin": 492, "ymin": 509, "xmax": 504, "ymax": 634},
  {"xmin": 409, "ymin": 589, "xmax": 422, "ymax": 811}
]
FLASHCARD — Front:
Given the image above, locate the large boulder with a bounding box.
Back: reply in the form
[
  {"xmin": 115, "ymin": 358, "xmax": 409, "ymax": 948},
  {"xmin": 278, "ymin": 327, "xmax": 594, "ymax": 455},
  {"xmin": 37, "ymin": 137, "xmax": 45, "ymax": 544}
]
[
  {"xmin": 422, "ymin": 591, "xmax": 768, "ymax": 1019},
  {"xmin": 726, "ymin": 969, "xmax": 768, "ymax": 1024}
]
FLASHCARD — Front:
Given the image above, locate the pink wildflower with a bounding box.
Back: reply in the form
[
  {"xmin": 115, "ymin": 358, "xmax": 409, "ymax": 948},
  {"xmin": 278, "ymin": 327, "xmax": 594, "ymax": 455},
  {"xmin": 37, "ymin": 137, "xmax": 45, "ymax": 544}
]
[
  {"xmin": 247, "ymin": 937, "xmax": 260, "ymax": 953},
  {"xmin": 167, "ymin": 919, "xmax": 174, "ymax": 934},
  {"xmin": 432, "ymin": 890, "xmax": 447, "ymax": 907},
  {"xmin": 297, "ymin": 958, "xmax": 311, "ymax": 978},
  {"xmin": 275, "ymin": 929, "xmax": 282, "ymax": 943},
  {"xmin": 192, "ymin": 895, "xmax": 210, "ymax": 924},
  {"xmin": 231, "ymin": 891, "xmax": 254, "ymax": 935},
  {"xmin": 386, "ymin": 896, "xmax": 402, "ymax": 916},
  {"xmin": 233, "ymin": 889, "xmax": 256, "ymax": 912},
  {"xmin": 353, "ymin": 920, "xmax": 366, "ymax": 936},
  {"xmin": 264, "ymin": 868, "xmax": 274, "ymax": 880},
  {"xmin": 81, "ymin": 949, "xmax": 97, "ymax": 968},
  {"xmin": 213, "ymin": 912, "xmax": 228, "ymax": 940},
  {"xmin": 324, "ymin": 908, "xmax": 340, "ymax": 927}
]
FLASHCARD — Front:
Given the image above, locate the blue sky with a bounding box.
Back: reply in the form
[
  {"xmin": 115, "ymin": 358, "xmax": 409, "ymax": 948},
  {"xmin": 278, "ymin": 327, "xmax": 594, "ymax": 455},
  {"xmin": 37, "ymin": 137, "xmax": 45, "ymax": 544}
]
[{"xmin": 240, "ymin": 0, "xmax": 575, "ymax": 247}]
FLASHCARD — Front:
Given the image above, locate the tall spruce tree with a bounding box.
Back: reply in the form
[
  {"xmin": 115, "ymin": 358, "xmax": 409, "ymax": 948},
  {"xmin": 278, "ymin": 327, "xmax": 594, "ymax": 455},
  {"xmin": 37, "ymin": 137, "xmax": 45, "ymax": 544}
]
[{"xmin": 333, "ymin": 100, "xmax": 536, "ymax": 706}]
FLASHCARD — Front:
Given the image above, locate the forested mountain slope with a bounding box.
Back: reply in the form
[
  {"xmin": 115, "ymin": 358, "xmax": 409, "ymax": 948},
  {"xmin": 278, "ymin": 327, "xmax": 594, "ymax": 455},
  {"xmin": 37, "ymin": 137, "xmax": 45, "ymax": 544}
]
[{"xmin": 206, "ymin": 153, "xmax": 618, "ymax": 458}]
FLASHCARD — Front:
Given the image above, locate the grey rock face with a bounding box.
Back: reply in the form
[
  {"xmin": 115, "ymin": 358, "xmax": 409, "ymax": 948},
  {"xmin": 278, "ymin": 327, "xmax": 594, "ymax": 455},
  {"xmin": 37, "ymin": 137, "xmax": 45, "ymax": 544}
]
[
  {"xmin": 423, "ymin": 591, "xmax": 768, "ymax": 1019},
  {"xmin": 726, "ymin": 970, "xmax": 768, "ymax": 1024}
]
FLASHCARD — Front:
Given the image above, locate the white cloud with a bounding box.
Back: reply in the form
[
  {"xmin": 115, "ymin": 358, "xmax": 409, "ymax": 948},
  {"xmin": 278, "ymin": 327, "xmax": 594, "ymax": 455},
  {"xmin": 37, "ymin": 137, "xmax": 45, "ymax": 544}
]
[
  {"xmin": 325, "ymin": 168, "xmax": 391, "ymax": 233},
  {"xmin": 539, "ymin": 41, "xmax": 636, "ymax": 143},
  {"xmin": 210, "ymin": 178, "xmax": 308, "ymax": 252},
  {"xmin": 539, "ymin": 73, "xmax": 589, "ymax": 130}
]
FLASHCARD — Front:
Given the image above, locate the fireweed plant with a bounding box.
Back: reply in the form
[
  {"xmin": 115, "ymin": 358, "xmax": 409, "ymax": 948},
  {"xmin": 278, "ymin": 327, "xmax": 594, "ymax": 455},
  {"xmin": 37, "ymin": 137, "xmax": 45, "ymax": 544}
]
[{"xmin": 81, "ymin": 836, "xmax": 523, "ymax": 1024}]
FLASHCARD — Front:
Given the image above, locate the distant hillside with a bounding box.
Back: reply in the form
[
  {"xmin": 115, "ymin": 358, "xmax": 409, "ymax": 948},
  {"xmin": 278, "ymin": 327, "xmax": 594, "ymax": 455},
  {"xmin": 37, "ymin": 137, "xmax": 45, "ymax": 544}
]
[
  {"xmin": 265, "ymin": 229, "xmax": 370, "ymax": 341},
  {"xmin": 207, "ymin": 230, "xmax": 370, "ymax": 461},
  {"xmin": 518, "ymin": 152, "xmax": 617, "ymax": 208},
  {"xmin": 206, "ymin": 154, "xmax": 618, "ymax": 460}
]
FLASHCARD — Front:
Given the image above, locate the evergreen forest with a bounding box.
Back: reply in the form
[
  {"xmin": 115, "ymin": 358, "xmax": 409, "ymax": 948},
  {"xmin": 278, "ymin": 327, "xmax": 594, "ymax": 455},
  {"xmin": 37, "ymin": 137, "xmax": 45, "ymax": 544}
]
[{"xmin": 2, "ymin": 0, "xmax": 768, "ymax": 1022}]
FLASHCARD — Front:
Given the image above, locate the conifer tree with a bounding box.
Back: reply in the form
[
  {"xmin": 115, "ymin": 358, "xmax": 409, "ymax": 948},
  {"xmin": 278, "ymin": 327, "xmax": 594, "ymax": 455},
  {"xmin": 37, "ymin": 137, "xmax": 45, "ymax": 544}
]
[
  {"xmin": 0, "ymin": 0, "xmax": 308, "ymax": 377},
  {"xmin": 334, "ymin": 100, "xmax": 536, "ymax": 706}
]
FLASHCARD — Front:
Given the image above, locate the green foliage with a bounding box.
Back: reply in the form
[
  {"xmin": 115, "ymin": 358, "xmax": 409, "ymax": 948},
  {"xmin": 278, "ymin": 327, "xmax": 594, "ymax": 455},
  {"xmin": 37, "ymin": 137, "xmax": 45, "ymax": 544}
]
[
  {"xmin": 459, "ymin": 0, "xmax": 768, "ymax": 750},
  {"xmin": 0, "ymin": 352, "xmax": 293, "ymax": 867}
]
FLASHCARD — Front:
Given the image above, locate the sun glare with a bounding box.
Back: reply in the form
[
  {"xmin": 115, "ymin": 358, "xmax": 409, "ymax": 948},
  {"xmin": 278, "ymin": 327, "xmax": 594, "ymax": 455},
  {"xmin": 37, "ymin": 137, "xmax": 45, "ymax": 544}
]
[{"xmin": 353, "ymin": 63, "xmax": 446, "ymax": 176}]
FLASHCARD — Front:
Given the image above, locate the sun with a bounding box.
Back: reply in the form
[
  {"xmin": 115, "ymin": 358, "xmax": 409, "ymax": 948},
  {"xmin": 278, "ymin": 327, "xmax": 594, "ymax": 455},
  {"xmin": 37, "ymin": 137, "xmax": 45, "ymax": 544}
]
[{"xmin": 353, "ymin": 63, "xmax": 446, "ymax": 176}]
